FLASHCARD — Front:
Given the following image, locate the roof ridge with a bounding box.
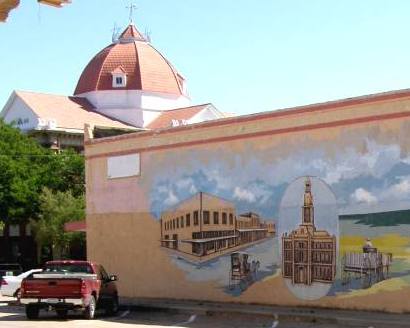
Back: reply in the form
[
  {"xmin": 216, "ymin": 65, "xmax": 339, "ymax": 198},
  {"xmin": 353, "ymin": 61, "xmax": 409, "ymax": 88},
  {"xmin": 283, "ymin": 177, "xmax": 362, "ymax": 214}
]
[
  {"xmin": 95, "ymin": 45, "xmax": 116, "ymax": 92},
  {"xmin": 166, "ymin": 103, "xmax": 211, "ymax": 112},
  {"xmin": 15, "ymin": 90, "xmax": 79, "ymax": 98},
  {"xmin": 133, "ymin": 39, "xmax": 143, "ymax": 90},
  {"xmin": 147, "ymin": 43, "xmax": 184, "ymax": 95}
]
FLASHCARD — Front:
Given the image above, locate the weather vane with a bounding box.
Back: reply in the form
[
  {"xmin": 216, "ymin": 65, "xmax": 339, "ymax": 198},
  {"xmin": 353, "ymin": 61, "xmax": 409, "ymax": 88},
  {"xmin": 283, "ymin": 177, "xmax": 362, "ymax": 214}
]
[{"xmin": 126, "ymin": 2, "xmax": 137, "ymax": 23}]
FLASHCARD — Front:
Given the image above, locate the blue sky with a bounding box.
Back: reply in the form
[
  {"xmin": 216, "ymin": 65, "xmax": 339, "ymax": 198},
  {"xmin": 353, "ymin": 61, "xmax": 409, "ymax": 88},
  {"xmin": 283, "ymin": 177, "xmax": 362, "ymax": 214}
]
[{"xmin": 1, "ymin": 1, "xmax": 410, "ymax": 115}]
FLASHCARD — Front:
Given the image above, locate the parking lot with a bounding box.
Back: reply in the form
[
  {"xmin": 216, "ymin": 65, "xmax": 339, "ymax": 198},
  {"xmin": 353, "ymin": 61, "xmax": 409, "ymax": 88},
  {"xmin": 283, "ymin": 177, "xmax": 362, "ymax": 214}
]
[
  {"xmin": 0, "ymin": 295, "xmax": 353, "ymax": 328},
  {"xmin": 1, "ymin": 295, "xmax": 405, "ymax": 328}
]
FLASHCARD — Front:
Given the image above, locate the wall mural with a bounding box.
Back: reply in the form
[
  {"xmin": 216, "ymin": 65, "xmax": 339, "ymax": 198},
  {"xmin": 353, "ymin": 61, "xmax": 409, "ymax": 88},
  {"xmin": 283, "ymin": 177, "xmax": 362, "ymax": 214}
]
[{"xmin": 150, "ymin": 136, "xmax": 410, "ymax": 301}]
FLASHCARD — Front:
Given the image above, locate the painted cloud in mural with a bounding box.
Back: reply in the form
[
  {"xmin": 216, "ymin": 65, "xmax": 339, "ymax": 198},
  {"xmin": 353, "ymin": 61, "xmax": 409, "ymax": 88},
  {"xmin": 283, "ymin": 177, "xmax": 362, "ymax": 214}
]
[{"xmin": 149, "ymin": 139, "xmax": 410, "ymax": 218}]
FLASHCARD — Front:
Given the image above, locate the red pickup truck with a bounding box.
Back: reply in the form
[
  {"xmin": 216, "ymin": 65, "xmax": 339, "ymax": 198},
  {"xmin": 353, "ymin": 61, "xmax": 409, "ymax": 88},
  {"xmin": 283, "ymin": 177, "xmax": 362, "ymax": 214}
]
[{"xmin": 20, "ymin": 260, "xmax": 118, "ymax": 320}]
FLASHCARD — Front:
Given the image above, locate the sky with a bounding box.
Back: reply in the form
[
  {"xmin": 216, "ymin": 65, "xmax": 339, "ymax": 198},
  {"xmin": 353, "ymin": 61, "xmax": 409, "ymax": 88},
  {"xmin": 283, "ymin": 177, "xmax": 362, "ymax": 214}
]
[
  {"xmin": 1, "ymin": 1, "xmax": 410, "ymax": 115},
  {"xmin": 148, "ymin": 136, "xmax": 410, "ymax": 217}
]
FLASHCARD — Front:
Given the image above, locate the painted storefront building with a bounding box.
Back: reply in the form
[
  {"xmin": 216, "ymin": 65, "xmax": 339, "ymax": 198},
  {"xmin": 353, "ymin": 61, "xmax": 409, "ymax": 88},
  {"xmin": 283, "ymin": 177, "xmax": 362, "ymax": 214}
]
[{"xmin": 85, "ymin": 88, "xmax": 410, "ymax": 312}]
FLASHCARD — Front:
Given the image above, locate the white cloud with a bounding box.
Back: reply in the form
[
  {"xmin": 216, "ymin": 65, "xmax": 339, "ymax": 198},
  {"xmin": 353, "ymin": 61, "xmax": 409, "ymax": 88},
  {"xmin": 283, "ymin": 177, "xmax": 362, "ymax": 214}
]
[
  {"xmin": 164, "ymin": 190, "xmax": 179, "ymax": 207},
  {"xmin": 204, "ymin": 168, "xmax": 231, "ymax": 191},
  {"xmin": 379, "ymin": 176, "xmax": 410, "ymax": 201},
  {"xmin": 233, "ymin": 187, "xmax": 256, "ymax": 203},
  {"xmin": 351, "ymin": 188, "xmax": 377, "ymax": 204},
  {"xmin": 189, "ymin": 184, "xmax": 197, "ymax": 194},
  {"xmin": 176, "ymin": 177, "xmax": 197, "ymax": 195},
  {"xmin": 392, "ymin": 179, "xmax": 410, "ymax": 193}
]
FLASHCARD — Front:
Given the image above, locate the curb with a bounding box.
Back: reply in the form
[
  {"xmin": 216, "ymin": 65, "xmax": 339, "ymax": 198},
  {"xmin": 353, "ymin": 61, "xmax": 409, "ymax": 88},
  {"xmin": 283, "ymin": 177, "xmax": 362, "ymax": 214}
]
[{"xmin": 120, "ymin": 299, "xmax": 410, "ymax": 327}]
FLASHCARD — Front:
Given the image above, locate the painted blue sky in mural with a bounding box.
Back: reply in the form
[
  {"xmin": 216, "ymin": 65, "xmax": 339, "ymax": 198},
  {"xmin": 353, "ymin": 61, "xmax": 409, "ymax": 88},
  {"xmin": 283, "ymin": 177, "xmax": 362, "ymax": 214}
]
[{"xmin": 150, "ymin": 139, "xmax": 410, "ymax": 219}]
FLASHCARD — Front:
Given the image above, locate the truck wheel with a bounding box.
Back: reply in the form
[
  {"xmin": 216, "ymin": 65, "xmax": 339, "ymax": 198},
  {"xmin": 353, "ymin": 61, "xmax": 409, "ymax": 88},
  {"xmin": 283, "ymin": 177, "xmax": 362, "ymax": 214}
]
[
  {"xmin": 84, "ymin": 295, "xmax": 96, "ymax": 319},
  {"xmin": 14, "ymin": 288, "xmax": 21, "ymax": 300},
  {"xmin": 56, "ymin": 309, "xmax": 68, "ymax": 319},
  {"xmin": 25, "ymin": 305, "xmax": 39, "ymax": 320},
  {"xmin": 105, "ymin": 295, "xmax": 119, "ymax": 316}
]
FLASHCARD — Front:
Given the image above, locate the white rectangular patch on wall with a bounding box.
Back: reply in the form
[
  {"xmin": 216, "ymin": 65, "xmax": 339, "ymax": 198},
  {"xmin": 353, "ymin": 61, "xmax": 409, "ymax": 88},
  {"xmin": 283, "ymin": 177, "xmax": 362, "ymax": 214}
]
[{"xmin": 107, "ymin": 153, "xmax": 140, "ymax": 179}]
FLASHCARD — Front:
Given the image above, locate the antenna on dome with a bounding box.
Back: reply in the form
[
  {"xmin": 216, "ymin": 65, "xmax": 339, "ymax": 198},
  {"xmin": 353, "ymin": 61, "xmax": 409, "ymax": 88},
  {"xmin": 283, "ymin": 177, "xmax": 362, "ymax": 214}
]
[
  {"xmin": 126, "ymin": 2, "xmax": 137, "ymax": 24},
  {"xmin": 111, "ymin": 23, "xmax": 121, "ymax": 43},
  {"xmin": 144, "ymin": 28, "xmax": 152, "ymax": 43}
]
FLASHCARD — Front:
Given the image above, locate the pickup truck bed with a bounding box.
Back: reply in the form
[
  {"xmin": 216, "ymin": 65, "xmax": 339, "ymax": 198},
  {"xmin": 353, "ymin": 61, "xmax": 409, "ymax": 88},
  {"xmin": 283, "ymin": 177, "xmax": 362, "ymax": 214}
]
[{"xmin": 20, "ymin": 261, "xmax": 118, "ymax": 320}]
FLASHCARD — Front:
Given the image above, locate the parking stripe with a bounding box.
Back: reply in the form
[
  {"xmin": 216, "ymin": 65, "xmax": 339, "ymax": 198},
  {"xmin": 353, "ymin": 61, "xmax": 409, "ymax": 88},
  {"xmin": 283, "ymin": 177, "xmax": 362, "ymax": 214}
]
[
  {"xmin": 271, "ymin": 313, "xmax": 279, "ymax": 328},
  {"xmin": 118, "ymin": 310, "xmax": 130, "ymax": 318},
  {"xmin": 172, "ymin": 314, "xmax": 197, "ymax": 326}
]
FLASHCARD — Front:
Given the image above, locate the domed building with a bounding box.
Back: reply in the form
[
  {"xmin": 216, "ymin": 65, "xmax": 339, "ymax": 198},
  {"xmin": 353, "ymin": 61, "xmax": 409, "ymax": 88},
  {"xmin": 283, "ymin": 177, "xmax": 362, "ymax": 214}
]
[
  {"xmin": 0, "ymin": 20, "xmax": 226, "ymax": 265},
  {"xmin": 1, "ymin": 22, "xmax": 225, "ymax": 151},
  {"xmin": 74, "ymin": 23, "xmax": 191, "ymax": 127}
]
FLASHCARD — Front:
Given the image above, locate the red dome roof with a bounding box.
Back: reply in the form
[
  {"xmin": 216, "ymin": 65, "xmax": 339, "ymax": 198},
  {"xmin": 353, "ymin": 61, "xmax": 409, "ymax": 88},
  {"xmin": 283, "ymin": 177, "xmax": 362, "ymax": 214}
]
[{"xmin": 74, "ymin": 24, "xmax": 185, "ymax": 96}]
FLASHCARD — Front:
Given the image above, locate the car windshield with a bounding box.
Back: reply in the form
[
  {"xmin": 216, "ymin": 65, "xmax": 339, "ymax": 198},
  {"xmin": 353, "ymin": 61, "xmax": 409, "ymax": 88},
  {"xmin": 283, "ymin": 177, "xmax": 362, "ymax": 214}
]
[{"xmin": 43, "ymin": 264, "xmax": 93, "ymax": 274}]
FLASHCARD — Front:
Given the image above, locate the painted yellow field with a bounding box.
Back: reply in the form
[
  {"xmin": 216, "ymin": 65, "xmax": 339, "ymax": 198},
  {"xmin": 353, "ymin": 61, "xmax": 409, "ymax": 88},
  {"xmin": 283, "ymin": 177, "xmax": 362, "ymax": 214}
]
[
  {"xmin": 337, "ymin": 233, "xmax": 410, "ymax": 299},
  {"xmin": 340, "ymin": 233, "xmax": 410, "ymax": 258}
]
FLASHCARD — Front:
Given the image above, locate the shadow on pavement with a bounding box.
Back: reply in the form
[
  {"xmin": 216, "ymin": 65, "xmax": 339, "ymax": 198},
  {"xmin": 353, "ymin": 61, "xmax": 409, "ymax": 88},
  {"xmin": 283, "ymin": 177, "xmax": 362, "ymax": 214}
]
[{"xmin": 0, "ymin": 303, "xmax": 191, "ymax": 327}]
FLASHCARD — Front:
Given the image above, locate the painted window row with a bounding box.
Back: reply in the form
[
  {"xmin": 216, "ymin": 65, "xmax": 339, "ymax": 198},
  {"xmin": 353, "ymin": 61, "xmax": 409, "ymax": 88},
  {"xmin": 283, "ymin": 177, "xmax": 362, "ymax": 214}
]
[{"xmin": 164, "ymin": 211, "xmax": 234, "ymax": 231}]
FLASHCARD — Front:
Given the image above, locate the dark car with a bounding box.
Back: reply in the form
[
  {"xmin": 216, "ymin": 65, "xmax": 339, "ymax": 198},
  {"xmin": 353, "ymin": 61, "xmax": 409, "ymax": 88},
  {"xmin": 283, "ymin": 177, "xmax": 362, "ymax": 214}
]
[{"xmin": 0, "ymin": 263, "xmax": 23, "ymax": 277}]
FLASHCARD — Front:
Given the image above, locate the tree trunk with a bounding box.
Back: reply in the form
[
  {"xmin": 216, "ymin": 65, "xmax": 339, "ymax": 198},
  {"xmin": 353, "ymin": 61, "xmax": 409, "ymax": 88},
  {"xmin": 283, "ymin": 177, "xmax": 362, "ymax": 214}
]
[
  {"xmin": 52, "ymin": 244, "xmax": 62, "ymax": 260},
  {"xmin": 36, "ymin": 242, "xmax": 42, "ymax": 265}
]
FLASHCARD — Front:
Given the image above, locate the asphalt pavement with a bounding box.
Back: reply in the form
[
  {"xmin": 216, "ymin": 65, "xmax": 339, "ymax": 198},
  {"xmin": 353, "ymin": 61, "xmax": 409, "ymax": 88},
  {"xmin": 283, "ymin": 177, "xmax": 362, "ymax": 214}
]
[{"xmin": 1, "ymin": 295, "xmax": 409, "ymax": 327}]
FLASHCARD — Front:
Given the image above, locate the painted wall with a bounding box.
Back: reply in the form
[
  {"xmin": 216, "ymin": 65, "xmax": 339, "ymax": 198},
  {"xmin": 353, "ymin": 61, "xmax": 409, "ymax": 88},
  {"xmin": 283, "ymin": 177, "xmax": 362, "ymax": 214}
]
[
  {"xmin": 85, "ymin": 90, "xmax": 410, "ymax": 313},
  {"xmin": 78, "ymin": 89, "xmax": 191, "ymax": 127}
]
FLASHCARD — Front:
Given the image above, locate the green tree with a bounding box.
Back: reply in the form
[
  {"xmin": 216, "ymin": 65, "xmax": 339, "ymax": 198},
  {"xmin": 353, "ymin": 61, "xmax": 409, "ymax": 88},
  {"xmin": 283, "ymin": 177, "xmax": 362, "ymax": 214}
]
[
  {"xmin": 31, "ymin": 187, "xmax": 85, "ymax": 261},
  {"xmin": 0, "ymin": 120, "xmax": 85, "ymax": 263},
  {"xmin": 0, "ymin": 120, "xmax": 84, "ymax": 225},
  {"xmin": 0, "ymin": 120, "xmax": 47, "ymax": 224}
]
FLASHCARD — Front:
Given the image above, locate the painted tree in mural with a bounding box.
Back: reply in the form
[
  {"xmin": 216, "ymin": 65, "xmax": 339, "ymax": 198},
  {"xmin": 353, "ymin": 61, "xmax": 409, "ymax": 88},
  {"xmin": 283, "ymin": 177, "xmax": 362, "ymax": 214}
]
[{"xmin": 0, "ymin": 120, "xmax": 85, "ymax": 260}]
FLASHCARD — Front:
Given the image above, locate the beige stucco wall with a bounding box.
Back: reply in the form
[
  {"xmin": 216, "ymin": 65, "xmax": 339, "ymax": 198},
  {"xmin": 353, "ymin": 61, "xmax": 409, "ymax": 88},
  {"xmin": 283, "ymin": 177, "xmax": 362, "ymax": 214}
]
[{"xmin": 85, "ymin": 93, "xmax": 410, "ymax": 313}]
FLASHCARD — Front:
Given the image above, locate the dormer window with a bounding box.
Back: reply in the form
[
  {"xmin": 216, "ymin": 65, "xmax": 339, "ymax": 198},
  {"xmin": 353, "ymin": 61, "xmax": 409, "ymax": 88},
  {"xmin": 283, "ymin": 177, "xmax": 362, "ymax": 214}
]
[
  {"xmin": 111, "ymin": 66, "xmax": 127, "ymax": 88},
  {"xmin": 116, "ymin": 76, "xmax": 123, "ymax": 85}
]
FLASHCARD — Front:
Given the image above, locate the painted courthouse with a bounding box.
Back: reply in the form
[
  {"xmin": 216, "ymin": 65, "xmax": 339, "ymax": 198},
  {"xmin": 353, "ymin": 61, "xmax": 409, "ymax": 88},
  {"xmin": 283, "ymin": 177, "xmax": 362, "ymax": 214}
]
[{"xmin": 86, "ymin": 88, "xmax": 410, "ymax": 313}]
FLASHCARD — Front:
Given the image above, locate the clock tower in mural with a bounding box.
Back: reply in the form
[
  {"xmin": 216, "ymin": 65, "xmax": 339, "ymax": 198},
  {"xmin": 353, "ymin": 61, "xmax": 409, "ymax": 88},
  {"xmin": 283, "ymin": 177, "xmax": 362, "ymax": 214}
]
[{"xmin": 282, "ymin": 177, "xmax": 337, "ymax": 285}]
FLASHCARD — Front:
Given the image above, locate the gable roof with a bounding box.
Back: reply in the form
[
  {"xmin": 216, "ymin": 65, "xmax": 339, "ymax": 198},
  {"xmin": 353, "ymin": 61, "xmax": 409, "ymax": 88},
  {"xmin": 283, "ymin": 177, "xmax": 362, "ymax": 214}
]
[
  {"xmin": 146, "ymin": 104, "xmax": 211, "ymax": 129},
  {"xmin": 10, "ymin": 91, "xmax": 136, "ymax": 131},
  {"xmin": 112, "ymin": 66, "xmax": 127, "ymax": 74}
]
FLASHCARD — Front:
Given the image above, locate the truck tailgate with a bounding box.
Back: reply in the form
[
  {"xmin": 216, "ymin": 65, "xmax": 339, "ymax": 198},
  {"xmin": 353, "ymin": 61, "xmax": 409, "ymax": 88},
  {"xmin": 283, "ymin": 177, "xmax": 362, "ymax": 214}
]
[{"xmin": 23, "ymin": 278, "xmax": 83, "ymax": 298}]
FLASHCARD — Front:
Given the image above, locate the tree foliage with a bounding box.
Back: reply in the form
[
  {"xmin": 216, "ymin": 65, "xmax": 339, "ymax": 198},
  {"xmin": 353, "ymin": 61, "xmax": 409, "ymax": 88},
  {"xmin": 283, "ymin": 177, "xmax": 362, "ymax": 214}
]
[
  {"xmin": 0, "ymin": 120, "xmax": 84, "ymax": 224},
  {"xmin": 31, "ymin": 188, "xmax": 85, "ymax": 259}
]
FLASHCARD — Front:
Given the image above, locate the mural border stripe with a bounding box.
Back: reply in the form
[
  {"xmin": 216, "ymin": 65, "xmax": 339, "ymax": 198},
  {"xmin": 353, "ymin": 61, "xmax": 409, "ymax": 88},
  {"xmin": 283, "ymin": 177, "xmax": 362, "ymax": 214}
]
[
  {"xmin": 86, "ymin": 110, "xmax": 410, "ymax": 160},
  {"xmin": 85, "ymin": 89, "xmax": 410, "ymax": 146}
]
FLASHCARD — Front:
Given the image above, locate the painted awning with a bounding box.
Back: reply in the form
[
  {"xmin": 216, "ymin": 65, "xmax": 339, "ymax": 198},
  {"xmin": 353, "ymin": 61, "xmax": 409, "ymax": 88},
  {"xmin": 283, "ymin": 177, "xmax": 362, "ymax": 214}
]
[{"xmin": 64, "ymin": 220, "xmax": 86, "ymax": 232}]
